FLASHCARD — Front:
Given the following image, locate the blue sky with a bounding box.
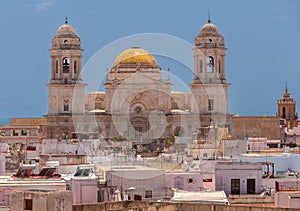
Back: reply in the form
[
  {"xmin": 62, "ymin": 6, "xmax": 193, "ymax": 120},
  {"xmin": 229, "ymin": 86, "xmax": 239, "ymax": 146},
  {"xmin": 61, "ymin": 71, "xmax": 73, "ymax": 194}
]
[{"xmin": 0, "ymin": 0, "xmax": 299, "ymax": 118}]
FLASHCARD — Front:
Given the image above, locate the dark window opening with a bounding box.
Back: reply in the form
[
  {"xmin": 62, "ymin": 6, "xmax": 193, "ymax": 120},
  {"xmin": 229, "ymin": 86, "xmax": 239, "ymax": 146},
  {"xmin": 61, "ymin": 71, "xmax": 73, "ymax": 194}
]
[
  {"xmin": 219, "ymin": 60, "xmax": 221, "ymax": 73},
  {"xmin": 13, "ymin": 130, "xmax": 18, "ymax": 136},
  {"xmin": 200, "ymin": 60, "xmax": 203, "ymax": 73},
  {"xmin": 208, "ymin": 99, "xmax": 214, "ymax": 111},
  {"xmin": 64, "ymin": 78, "xmax": 68, "ymax": 84},
  {"xmin": 207, "ymin": 56, "xmax": 214, "ymax": 73},
  {"xmin": 26, "ymin": 146, "xmax": 36, "ymax": 151},
  {"xmin": 24, "ymin": 199, "xmax": 33, "ymax": 210},
  {"xmin": 55, "ymin": 60, "xmax": 58, "ymax": 73},
  {"xmin": 247, "ymin": 179, "xmax": 256, "ymax": 194},
  {"xmin": 74, "ymin": 60, "xmax": 77, "ymax": 74},
  {"xmin": 188, "ymin": 178, "xmax": 194, "ymax": 184},
  {"xmin": 21, "ymin": 130, "xmax": 27, "ymax": 136},
  {"xmin": 282, "ymin": 107, "xmax": 286, "ymax": 119},
  {"xmin": 135, "ymin": 106, "xmax": 142, "ymax": 114},
  {"xmin": 63, "ymin": 57, "xmax": 70, "ymax": 73},
  {"xmin": 64, "ymin": 99, "xmax": 69, "ymax": 112},
  {"xmin": 145, "ymin": 190, "xmax": 152, "ymax": 198},
  {"xmin": 231, "ymin": 179, "xmax": 240, "ymax": 194}
]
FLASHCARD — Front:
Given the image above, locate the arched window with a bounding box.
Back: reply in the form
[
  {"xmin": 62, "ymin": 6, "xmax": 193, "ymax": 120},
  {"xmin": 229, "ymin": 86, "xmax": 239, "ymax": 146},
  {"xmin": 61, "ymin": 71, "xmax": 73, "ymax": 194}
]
[
  {"xmin": 282, "ymin": 107, "xmax": 286, "ymax": 119},
  {"xmin": 63, "ymin": 57, "xmax": 70, "ymax": 73},
  {"xmin": 74, "ymin": 61, "xmax": 77, "ymax": 74},
  {"xmin": 208, "ymin": 99, "xmax": 214, "ymax": 111},
  {"xmin": 200, "ymin": 60, "xmax": 203, "ymax": 73},
  {"xmin": 207, "ymin": 56, "xmax": 214, "ymax": 73},
  {"xmin": 134, "ymin": 126, "xmax": 142, "ymax": 140},
  {"xmin": 95, "ymin": 98, "xmax": 101, "ymax": 110},
  {"xmin": 55, "ymin": 61, "xmax": 58, "ymax": 73},
  {"xmin": 63, "ymin": 99, "xmax": 69, "ymax": 112},
  {"xmin": 171, "ymin": 98, "xmax": 179, "ymax": 109}
]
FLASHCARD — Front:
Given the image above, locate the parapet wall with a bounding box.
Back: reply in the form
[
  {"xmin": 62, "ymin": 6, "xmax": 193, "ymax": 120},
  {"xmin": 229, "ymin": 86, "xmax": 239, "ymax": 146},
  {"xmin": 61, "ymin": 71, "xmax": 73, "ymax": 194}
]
[{"xmin": 73, "ymin": 201, "xmax": 299, "ymax": 211}]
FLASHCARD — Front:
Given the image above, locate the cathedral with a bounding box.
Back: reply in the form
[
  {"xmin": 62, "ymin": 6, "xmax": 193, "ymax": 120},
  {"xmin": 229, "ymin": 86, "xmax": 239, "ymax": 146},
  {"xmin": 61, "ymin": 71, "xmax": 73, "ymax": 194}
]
[{"xmin": 45, "ymin": 19, "xmax": 231, "ymax": 143}]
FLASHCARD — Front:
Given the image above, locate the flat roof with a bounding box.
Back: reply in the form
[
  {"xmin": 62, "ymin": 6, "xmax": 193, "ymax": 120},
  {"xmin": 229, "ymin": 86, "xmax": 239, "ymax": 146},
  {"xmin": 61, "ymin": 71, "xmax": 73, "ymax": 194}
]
[
  {"xmin": 171, "ymin": 190, "xmax": 228, "ymax": 204},
  {"xmin": 100, "ymin": 165, "xmax": 163, "ymax": 172}
]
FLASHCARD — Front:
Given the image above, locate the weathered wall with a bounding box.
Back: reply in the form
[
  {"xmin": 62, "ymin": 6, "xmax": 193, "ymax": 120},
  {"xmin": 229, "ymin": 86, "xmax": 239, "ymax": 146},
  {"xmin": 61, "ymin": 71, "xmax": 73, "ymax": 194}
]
[
  {"xmin": 39, "ymin": 154, "xmax": 87, "ymax": 168},
  {"xmin": 11, "ymin": 190, "xmax": 72, "ymax": 211},
  {"xmin": 232, "ymin": 116, "xmax": 280, "ymax": 140},
  {"xmin": 229, "ymin": 195, "xmax": 274, "ymax": 204},
  {"xmin": 72, "ymin": 201, "xmax": 300, "ymax": 211},
  {"xmin": 71, "ymin": 178, "xmax": 98, "ymax": 205},
  {"xmin": 275, "ymin": 192, "xmax": 300, "ymax": 209}
]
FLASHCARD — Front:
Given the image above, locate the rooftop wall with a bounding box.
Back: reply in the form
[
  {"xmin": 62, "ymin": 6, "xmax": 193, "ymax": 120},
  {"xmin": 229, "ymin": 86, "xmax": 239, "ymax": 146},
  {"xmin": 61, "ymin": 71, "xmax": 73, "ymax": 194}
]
[
  {"xmin": 9, "ymin": 118, "xmax": 46, "ymax": 126},
  {"xmin": 39, "ymin": 154, "xmax": 87, "ymax": 167},
  {"xmin": 72, "ymin": 201, "xmax": 300, "ymax": 211},
  {"xmin": 232, "ymin": 116, "xmax": 280, "ymax": 140}
]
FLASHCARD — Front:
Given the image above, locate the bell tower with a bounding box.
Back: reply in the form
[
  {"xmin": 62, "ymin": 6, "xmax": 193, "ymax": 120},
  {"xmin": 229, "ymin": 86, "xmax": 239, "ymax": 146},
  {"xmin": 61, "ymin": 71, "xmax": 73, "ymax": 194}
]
[
  {"xmin": 190, "ymin": 19, "xmax": 230, "ymax": 126},
  {"xmin": 46, "ymin": 19, "xmax": 86, "ymax": 139},
  {"xmin": 277, "ymin": 84, "xmax": 298, "ymax": 129},
  {"xmin": 47, "ymin": 19, "xmax": 86, "ymax": 115}
]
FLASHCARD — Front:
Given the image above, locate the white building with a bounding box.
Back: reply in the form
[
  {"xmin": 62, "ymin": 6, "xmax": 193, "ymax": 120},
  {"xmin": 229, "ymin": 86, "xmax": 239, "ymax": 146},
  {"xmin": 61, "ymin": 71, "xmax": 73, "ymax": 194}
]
[{"xmin": 214, "ymin": 162, "xmax": 262, "ymax": 195}]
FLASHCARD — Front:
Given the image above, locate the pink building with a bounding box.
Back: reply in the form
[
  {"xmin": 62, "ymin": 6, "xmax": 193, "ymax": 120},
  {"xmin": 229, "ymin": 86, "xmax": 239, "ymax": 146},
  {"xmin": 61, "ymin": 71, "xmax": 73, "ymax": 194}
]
[
  {"xmin": 99, "ymin": 165, "xmax": 207, "ymax": 201},
  {"xmin": 0, "ymin": 164, "xmax": 66, "ymax": 206},
  {"xmin": 99, "ymin": 165, "xmax": 165, "ymax": 201},
  {"xmin": 164, "ymin": 172, "xmax": 203, "ymax": 192},
  {"xmin": 214, "ymin": 162, "xmax": 263, "ymax": 195},
  {"xmin": 275, "ymin": 191, "xmax": 300, "ymax": 208},
  {"xmin": 71, "ymin": 177, "xmax": 98, "ymax": 205}
]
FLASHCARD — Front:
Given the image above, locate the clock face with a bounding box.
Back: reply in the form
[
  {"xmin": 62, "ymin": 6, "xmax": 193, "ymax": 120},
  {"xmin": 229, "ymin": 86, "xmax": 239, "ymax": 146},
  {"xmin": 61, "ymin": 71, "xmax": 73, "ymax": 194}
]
[{"xmin": 50, "ymin": 96, "xmax": 57, "ymax": 106}]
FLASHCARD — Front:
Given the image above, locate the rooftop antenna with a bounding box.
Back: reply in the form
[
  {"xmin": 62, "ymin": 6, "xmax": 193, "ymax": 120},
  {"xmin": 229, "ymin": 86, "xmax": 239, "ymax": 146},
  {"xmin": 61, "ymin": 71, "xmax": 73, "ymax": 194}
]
[{"xmin": 207, "ymin": 0, "xmax": 212, "ymax": 23}]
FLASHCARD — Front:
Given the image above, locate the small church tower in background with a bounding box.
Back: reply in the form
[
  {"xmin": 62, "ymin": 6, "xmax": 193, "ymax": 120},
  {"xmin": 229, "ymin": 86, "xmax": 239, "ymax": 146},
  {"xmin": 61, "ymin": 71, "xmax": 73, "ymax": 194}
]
[{"xmin": 277, "ymin": 84, "xmax": 298, "ymax": 129}]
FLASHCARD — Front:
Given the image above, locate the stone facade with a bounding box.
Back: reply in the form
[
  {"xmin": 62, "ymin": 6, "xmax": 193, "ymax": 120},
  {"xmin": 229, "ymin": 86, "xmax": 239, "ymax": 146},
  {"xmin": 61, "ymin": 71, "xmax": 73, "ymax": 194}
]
[
  {"xmin": 72, "ymin": 201, "xmax": 299, "ymax": 211},
  {"xmin": 191, "ymin": 20, "xmax": 230, "ymax": 128},
  {"xmin": 231, "ymin": 116, "xmax": 281, "ymax": 140},
  {"xmin": 45, "ymin": 19, "xmax": 230, "ymax": 145},
  {"xmin": 277, "ymin": 85, "xmax": 298, "ymax": 129},
  {"xmin": 10, "ymin": 189, "xmax": 72, "ymax": 211},
  {"xmin": 1, "ymin": 118, "xmax": 46, "ymax": 143}
]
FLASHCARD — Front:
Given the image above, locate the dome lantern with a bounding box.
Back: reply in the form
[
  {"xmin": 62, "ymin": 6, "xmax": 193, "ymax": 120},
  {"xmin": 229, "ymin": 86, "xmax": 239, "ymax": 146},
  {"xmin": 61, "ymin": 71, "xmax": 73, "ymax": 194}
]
[
  {"xmin": 51, "ymin": 19, "xmax": 81, "ymax": 50},
  {"xmin": 194, "ymin": 20, "xmax": 225, "ymax": 49}
]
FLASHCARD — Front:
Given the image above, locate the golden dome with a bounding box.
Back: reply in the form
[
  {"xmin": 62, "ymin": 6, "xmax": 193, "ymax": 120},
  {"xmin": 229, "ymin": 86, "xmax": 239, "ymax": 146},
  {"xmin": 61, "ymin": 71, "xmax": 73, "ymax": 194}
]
[{"xmin": 114, "ymin": 47, "xmax": 157, "ymax": 65}]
